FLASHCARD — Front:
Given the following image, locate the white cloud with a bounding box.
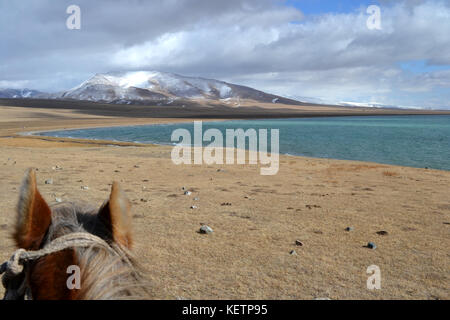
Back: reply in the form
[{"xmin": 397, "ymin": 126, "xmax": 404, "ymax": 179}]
[
  {"xmin": 1, "ymin": 0, "xmax": 450, "ymax": 108},
  {"xmin": 0, "ymin": 80, "xmax": 30, "ymax": 89}
]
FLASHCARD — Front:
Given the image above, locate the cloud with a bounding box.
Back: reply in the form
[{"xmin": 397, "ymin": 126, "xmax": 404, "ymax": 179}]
[
  {"xmin": 0, "ymin": 0, "xmax": 449, "ymax": 108},
  {"xmin": 0, "ymin": 80, "xmax": 30, "ymax": 89}
]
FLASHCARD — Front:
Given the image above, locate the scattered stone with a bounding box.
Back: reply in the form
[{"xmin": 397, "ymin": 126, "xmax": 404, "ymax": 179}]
[
  {"xmin": 376, "ymin": 230, "xmax": 388, "ymax": 236},
  {"xmin": 221, "ymin": 202, "xmax": 232, "ymax": 206},
  {"xmin": 181, "ymin": 187, "xmax": 186, "ymax": 191},
  {"xmin": 134, "ymin": 165, "xmax": 140, "ymax": 168},
  {"xmin": 217, "ymin": 169, "xmax": 224, "ymax": 172},
  {"xmin": 295, "ymin": 240, "xmax": 304, "ymax": 246},
  {"xmin": 345, "ymin": 227, "xmax": 354, "ymax": 232},
  {"xmin": 306, "ymin": 204, "xmax": 321, "ymax": 209},
  {"xmin": 114, "ymin": 170, "xmax": 120, "ymax": 173},
  {"xmin": 184, "ymin": 191, "xmax": 192, "ymax": 196},
  {"xmin": 190, "ymin": 205, "xmax": 198, "ymax": 209},
  {"xmin": 194, "ymin": 197, "xmax": 199, "ymax": 201},
  {"xmin": 45, "ymin": 179, "xmax": 53, "ymax": 185},
  {"xmin": 81, "ymin": 186, "xmax": 89, "ymax": 190},
  {"xmin": 367, "ymin": 242, "xmax": 377, "ymax": 250},
  {"xmin": 140, "ymin": 198, "xmax": 148, "ymax": 203},
  {"xmin": 289, "ymin": 250, "xmax": 297, "ymax": 255},
  {"xmin": 52, "ymin": 165, "xmax": 62, "ymax": 170},
  {"xmin": 199, "ymin": 225, "xmax": 213, "ymax": 234}
]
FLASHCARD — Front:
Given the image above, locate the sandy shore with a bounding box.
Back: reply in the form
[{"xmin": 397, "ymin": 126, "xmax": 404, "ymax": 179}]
[{"xmin": 0, "ymin": 103, "xmax": 449, "ymax": 299}]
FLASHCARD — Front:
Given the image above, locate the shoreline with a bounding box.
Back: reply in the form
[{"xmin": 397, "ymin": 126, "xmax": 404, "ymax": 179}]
[{"xmin": 21, "ymin": 115, "xmax": 450, "ymax": 173}]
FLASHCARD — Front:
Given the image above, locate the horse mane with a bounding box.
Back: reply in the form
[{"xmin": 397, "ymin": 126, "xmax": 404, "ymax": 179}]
[{"xmin": 42, "ymin": 202, "xmax": 152, "ymax": 300}]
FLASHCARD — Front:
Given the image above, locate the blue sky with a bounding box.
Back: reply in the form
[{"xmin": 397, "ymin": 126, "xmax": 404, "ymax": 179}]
[
  {"xmin": 285, "ymin": 0, "xmax": 379, "ymax": 15},
  {"xmin": 286, "ymin": 1, "xmax": 450, "ymax": 76},
  {"xmin": 399, "ymin": 60, "xmax": 450, "ymax": 74},
  {"xmin": 276, "ymin": 0, "xmax": 450, "ymax": 108}
]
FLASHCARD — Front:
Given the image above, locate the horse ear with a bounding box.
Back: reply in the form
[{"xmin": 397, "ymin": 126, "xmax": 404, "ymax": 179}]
[
  {"xmin": 14, "ymin": 168, "xmax": 52, "ymax": 250},
  {"xmin": 98, "ymin": 182, "xmax": 133, "ymax": 249}
]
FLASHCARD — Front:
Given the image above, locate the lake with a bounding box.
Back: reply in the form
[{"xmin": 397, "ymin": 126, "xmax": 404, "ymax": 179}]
[{"xmin": 37, "ymin": 115, "xmax": 450, "ymax": 171}]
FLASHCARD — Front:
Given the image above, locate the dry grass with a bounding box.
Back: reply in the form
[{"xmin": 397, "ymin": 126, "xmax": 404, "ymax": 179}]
[
  {"xmin": 0, "ymin": 141, "xmax": 448, "ymax": 300},
  {"xmin": 382, "ymin": 171, "xmax": 399, "ymax": 177},
  {"xmin": 327, "ymin": 163, "xmax": 386, "ymax": 173}
]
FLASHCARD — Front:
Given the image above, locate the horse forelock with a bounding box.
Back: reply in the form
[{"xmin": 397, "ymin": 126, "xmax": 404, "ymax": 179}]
[{"xmin": 29, "ymin": 202, "xmax": 151, "ymax": 300}]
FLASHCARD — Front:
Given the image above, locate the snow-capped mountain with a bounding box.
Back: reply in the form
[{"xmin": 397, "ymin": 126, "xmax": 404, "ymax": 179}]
[
  {"xmin": 0, "ymin": 88, "xmax": 43, "ymax": 99},
  {"xmin": 51, "ymin": 71, "xmax": 303, "ymax": 105},
  {"xmin": 336, "ymin": 101, "xmax": 426, "ymax": 110},
  {"xmin": 283, "ymin": 94, "xmax": 336, "ymax": 105}
]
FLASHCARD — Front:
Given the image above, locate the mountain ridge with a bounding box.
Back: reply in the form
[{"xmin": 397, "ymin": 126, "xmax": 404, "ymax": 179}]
[
  {"xmin": 3, "ymin": 71, "xmax": 436, "ymax": 110},
  {"xmin": 46, "ymin": 71, "xmax": 305, "ymax": 106},
  {"xmin": 0, "ymin": 88, "xmax": 44, "ymax": 99}
]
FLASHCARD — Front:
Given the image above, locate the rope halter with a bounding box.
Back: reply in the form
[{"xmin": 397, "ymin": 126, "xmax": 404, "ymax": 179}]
[{"xmin": 0, "ymin": 232, "xmax": 118, "ymax": 300}]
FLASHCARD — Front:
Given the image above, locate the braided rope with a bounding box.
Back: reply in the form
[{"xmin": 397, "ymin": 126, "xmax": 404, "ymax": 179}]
[{"xmin": 0, "ymin": 232, "xmax": 120, "ymax": 300}]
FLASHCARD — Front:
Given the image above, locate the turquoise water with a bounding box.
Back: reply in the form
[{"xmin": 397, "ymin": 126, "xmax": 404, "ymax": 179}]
[{"xmin": 38, "ymin": 115, "xmax": 450, "ymax": 170}]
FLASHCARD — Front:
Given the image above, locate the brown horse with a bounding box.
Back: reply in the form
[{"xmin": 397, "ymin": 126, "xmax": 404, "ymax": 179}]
[{"xmin": 1, "ymin": 168, "xmax": 150, "ymax": 299}]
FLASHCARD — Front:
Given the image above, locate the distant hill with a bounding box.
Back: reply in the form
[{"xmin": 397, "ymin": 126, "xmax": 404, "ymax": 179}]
[
  {"xmin": 47, "ymin": 71, "xmax": 304, "ymax": 106},
  {"xmin": 0, "ymin": 88, "xmax": 43, "ymax": 99}
]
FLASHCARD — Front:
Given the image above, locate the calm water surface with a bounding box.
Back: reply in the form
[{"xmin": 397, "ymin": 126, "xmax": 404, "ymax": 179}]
[{"xmin": 38, "ymin": 115, "xmax": 450, "ymax": 171}]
